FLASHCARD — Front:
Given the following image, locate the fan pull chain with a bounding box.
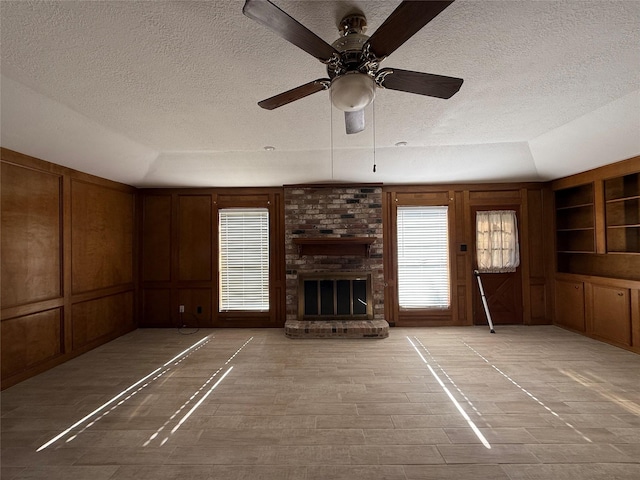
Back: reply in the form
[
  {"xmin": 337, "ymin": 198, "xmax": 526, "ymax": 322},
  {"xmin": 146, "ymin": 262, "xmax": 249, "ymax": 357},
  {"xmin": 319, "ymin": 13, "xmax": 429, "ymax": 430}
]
[
  {"xmin": 330, "ymin": 102, "xmax": 334, "ymax": 180},
  {"xmin": 372, "ymin": 102, "xmax": 377, "ymax": 173}
]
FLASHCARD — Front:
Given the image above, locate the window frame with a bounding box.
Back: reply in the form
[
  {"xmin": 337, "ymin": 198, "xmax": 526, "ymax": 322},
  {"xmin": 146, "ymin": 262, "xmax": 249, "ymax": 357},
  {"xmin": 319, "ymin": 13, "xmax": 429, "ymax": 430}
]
[
  {"xmin": 218, "ymin": 207, "xmax": 270, "ymax": 313},
  {"xmin": 396, "ymin": 204, "xmax": 451, "ymax": 311},
  {"xmin": 476, "ymin": 210, "xmax": 520, "ymax": 274}
]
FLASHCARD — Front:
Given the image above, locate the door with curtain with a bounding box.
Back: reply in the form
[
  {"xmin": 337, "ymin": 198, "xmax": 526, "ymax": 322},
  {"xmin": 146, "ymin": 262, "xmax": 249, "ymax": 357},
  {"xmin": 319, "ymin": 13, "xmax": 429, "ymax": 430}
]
[{"xmin": 472, "ymin": 206, "xmax": 523, "ymax": 325}]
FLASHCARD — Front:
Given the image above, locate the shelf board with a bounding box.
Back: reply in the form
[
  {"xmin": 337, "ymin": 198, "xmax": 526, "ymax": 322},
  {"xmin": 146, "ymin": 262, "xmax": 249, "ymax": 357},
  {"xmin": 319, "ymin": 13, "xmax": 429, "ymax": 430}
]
[
  {"xmin": 606, "ymin": 195, "xmax": 640, "ymax": 204},
  {"xmin": 292, "ymin": 237, "xmax": 375, "ymax": 257},
  {"xmin": 606, "ymin": 224, "xmax": 640, "ymax": 229},
  {"xmin": 557, "ymin": 250, "xmax": 596, "ymax": 254},
  {"xmin": 556, "ymin": 203, "xmax": 594, "ymax": 211},
  {"xmin": 557, "ymin": 227, "xmax": 595, "ymax": 232}
]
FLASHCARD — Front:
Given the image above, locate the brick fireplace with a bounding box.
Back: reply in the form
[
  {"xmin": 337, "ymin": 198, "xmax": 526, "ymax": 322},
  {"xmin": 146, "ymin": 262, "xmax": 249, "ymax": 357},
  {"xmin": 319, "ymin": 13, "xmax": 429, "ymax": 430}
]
[{"xmin": 284, "ymin": 184, "xmax": 389, "ymax": 338}]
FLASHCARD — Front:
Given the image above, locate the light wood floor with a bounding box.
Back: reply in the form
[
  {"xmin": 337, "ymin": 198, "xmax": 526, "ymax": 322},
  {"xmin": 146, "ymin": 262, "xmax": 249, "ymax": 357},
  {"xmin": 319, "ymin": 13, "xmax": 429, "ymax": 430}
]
[{"xmin": 2, "ymin": 326, "xmax": 640, "ymax": 479}]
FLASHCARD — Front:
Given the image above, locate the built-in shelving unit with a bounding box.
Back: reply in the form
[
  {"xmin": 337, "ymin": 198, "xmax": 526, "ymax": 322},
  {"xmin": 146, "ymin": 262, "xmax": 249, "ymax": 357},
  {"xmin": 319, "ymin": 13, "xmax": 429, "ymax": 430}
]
[
  {"xmin": 605, "ymin": 172, "xmax": 640, "ymax": 253},
  {"xmin": 555, "ymin": 184, "xmax": 595, "ymax": 272},
  {"xmin": 552, "ymin": 156, "xmax": 640, "ymax": 354}
]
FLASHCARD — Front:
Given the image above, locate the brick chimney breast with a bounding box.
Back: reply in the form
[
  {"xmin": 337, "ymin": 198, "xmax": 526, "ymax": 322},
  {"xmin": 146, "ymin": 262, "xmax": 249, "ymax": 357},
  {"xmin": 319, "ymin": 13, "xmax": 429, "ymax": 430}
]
[{"xmin": 284, "ymin": 185, "xmax": 384, "ymax": 322}]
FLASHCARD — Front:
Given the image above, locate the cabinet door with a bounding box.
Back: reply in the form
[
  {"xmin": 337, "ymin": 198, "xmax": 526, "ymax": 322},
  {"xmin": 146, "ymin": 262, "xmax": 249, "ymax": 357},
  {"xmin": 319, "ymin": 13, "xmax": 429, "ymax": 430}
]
[
  {"xmin": 555, "ymin": 280, "xmax": 585, "ymax": 332},
  {"xmin": 591, "ymin": 285, "xmax": 631, "ymax": 346}
]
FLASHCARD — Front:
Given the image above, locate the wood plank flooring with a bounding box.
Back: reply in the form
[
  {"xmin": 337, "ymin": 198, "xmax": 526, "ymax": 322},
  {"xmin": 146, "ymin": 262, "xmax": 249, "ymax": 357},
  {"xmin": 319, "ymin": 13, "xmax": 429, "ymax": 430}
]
[{"xmin": 2, "ymin": 326, "xmax": 640, "ymax": 479}]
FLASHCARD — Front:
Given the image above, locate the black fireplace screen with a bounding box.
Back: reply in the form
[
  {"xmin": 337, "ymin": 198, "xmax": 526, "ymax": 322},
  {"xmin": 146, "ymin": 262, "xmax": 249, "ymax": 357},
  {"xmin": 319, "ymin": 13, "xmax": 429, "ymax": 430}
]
[{"xmin": 299, "ymin": 273, "xmax": 373, "ymax": 320}]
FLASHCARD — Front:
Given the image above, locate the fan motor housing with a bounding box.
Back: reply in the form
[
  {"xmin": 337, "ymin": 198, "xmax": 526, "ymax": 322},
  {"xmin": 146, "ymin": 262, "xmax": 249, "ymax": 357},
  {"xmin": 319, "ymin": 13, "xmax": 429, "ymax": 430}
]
[
  {"xmin": 332, "ymin": 33, "xmax": 368, "ymax": 56},
  {"xmin": 327, "ymin": 13, "xmax": 373, "ymax": 79},
  {"xmin": 329, "ymin": 33, "xmax": 368, "ymax": 75}
]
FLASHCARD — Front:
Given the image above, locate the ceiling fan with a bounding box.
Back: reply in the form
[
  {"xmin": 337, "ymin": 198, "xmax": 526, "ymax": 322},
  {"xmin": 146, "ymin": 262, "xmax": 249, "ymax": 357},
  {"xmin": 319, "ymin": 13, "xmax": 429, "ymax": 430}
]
[{"xmin": 243, "ymin": 0, "xmax": 463, "ymax": 134}]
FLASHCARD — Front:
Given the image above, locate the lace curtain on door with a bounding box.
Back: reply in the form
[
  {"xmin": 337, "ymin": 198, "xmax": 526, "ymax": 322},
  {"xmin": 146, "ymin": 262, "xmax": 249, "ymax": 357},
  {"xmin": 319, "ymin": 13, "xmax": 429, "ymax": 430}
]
[{"xmin": 476, "ymin": 210, "xmax": 520, "ymax": 273}]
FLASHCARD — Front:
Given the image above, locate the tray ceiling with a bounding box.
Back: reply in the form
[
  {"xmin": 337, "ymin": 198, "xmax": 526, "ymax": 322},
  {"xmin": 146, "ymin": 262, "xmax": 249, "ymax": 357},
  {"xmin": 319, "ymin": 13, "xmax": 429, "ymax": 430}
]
[{"xmin": 1, "ymin": 1, "xmax": 639, "ymax": 186}]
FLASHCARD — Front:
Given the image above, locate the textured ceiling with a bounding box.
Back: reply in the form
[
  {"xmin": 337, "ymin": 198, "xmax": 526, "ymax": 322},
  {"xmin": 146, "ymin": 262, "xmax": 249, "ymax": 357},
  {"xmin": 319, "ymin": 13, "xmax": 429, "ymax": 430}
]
[{"xmin": 1, "ymin": 0, "xmax": 639, "ymax": 187}]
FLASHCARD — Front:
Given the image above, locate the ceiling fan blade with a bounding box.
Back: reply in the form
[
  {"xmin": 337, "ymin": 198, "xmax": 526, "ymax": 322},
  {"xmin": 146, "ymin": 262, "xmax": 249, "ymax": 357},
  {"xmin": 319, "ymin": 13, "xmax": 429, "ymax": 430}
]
[
  {"xmin": 377, "ymin": 68, "xmax": 463, "ymax": 99},
  {"xmin": 345, "ymin": 109, "xmax": 365, "ymax": 135},
  {"xmin": 243, "ymin": 0, "xmax": 339, "ymax": 62},
  {"xmin": 365, "ymin": 1, "xmax": 454, "ymax": 60},
  {"xmin": 257, "ymin": 79, "xmax": 330, "ymax": 110}
]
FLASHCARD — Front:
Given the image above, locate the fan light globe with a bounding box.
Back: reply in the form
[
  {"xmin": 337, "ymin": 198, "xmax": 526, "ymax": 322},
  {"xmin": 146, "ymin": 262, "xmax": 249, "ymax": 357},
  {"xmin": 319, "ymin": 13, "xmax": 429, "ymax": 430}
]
[{"xmin": 330, "ymin": 73, "xmax": 376, "ymax": 112}]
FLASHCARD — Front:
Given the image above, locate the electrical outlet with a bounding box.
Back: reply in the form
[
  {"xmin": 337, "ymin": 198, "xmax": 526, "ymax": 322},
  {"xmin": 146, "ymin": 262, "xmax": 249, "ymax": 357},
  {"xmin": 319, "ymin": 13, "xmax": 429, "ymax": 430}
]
[{"xmin": 179, "ymin": 305, "xmax": 185, "ymax": 313}]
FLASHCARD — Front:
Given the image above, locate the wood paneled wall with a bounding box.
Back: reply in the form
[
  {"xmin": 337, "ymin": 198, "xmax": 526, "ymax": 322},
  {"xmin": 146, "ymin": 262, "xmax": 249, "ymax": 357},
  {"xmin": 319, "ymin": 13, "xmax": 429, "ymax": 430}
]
[
  {"xmin": 383, "ymin": 184, "xmax": 552, "ymax": 327},
  {"xmin": 1, "ymin": 149, "xmax": 137, "ymax": 389},
  {"xmin": 1, "ymin": 148, "xmax": 557, "ymax": 387},
  {"xmin": 138, "ymin": 189, "xmax": 286, "ymax": 328},
  {"xmin": 141, "ymin": 184, "xmax": 550, "ymax": 330}
]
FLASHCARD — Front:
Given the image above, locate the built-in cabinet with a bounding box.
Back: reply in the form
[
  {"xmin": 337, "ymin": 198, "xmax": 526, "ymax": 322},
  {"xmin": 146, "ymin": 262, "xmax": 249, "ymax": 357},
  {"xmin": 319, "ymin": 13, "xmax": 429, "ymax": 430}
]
[
  {"xmin": 556, "ymin": 274, "xmax": 638, "ymax": 352},
  {"xmin": 554, "ymin": 279, "xmax": 585, "ymax": 332},
  {"xmin": 590, "ymin": 283, "xmax": 631, "ymax": 346},
  {"xmin": 553, "ymin": 156, "xmax": 640, "ymax": 354}
]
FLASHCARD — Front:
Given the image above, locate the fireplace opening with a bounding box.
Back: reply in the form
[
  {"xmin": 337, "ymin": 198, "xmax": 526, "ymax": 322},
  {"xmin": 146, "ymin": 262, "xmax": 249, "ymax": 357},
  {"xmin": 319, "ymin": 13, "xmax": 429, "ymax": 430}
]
[{"xmin": 298, "ymin": 272, "xmax": 373, "ymax": 320}]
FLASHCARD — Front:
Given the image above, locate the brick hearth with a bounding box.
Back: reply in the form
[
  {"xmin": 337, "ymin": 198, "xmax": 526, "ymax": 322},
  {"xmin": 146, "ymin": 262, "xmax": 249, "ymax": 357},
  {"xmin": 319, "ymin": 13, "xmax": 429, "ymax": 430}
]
[{"xmin": 285, "ymin": 319, "xmax": 389, "ymax": 339}]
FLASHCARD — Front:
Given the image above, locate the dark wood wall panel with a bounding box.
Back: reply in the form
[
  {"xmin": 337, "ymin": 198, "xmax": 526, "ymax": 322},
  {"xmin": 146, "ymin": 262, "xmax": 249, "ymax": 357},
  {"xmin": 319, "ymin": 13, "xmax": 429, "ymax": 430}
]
[
  {"xmin": 557, "ymin": 253, "xmax": 640, "ymax": 281},
  {"xmin": 469, "ymin": 190, "xmax": 521, "ymax": 202},
  {"xmin": 456, "ymin": 286, "xmax": 467, "ymax": 323},
  {"xmin": 1, "ymin": 309, "xmax": 63, "ymax": 378},
  {"xmin": 455, "ymin": 255, "xmax": 466, "ymax": 281},
  {"xmin": 178, "ymin": 195, "xmax": 212, "ymax": 282},
  {"xmin": 1, "ymin": 148, "xmax": 137, "ymax": 389},
  {"xmin": 526, "ymin": 189, "xmax": 550, "ymax": 324},
  {"xmin": 555, "ymin": 279, "xmax": 586, "ymax": 332},
  {"xmin": 72, "ymin": 292, "xmax": 134, "ymax": 349},
  {"xmin": 71, "ymin": 180, "xmax": 134, "ymax": 293},
  {"xmin": 142, "ymin": 195, "xmax": 172, "ymax": 282},
  {"xmin": 632, "ymin": 290, "xmax": 640, "ymax": 350},
  {"xmin": 270, "ymin": 191, "xmax": 286, "ymax": 323},
  {"xmin": 139, "ymin": 189, "xmax": 286, "ymax": 328},
  {"xmin": 529, "ymin": 284, "xmax": 547, "ymax": 322},
  {"xmin": 178, "ymin": 288, "xmax": 212, "ymax": 327},
  {"xmin": 141, "ymin": 289, "xmax": 172, "ymax": 327},
  {"xmin": 527, "ymin": 190, "xmax": 546, "ymax": 279},
  {"xmin": 1, "ymin": 162, "xmax": 62, "ymax": 307}
]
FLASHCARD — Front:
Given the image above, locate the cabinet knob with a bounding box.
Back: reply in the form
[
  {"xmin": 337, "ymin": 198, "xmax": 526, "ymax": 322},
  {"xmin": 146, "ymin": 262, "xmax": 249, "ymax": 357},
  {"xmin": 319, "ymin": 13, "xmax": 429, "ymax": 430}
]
[{"xmin": 618, "ymin": 292, "xmax": 624, "ymax": 296}]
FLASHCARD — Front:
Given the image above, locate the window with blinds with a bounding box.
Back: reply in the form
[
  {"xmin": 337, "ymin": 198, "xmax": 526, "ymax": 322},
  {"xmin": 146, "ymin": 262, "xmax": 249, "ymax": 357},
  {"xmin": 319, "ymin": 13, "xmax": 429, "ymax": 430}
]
[
  {"xmin": 397, "ymin": 205, "xmax": 450, "ymax": 309},
  {"xmin": 218, "ymin": 208, "xmax": 269, "ymax": 312}
]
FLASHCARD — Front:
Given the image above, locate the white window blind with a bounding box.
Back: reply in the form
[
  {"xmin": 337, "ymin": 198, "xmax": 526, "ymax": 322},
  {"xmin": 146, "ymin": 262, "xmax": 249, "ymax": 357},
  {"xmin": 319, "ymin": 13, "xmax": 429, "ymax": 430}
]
[
  {"xmin": 219, "ymin": 208, "xmax": 269, "ymax": 311},
  {"xmin": 397, "ymin": 206, "xmax": 450, "ymax": 309},
  {"xmin": 476, "ymin": 210, "xmax": 520, "ymax": 273}
]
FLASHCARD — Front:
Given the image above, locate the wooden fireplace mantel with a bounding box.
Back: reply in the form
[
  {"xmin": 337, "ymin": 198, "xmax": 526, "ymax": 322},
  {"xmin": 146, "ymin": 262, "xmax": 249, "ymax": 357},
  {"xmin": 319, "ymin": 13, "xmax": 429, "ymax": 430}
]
[{"xmin": 292, "ymin": 237, "xmax": 375, "ymax": 257}]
